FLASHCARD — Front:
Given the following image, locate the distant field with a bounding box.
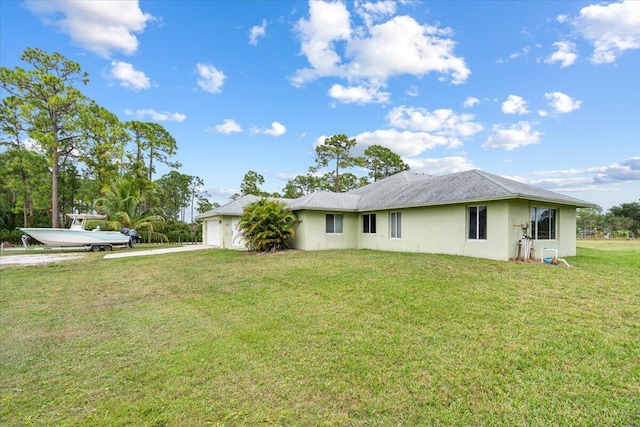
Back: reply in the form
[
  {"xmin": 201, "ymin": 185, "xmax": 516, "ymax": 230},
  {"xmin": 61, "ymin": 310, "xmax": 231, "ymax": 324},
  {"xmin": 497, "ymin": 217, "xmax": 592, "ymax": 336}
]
[
  {"xmin": 577, "ymin": 238, "xmax": 640, "ymax": 251},
  {"xmin": 1, "ymin": 245, "xmax": 638, "ymax": 426}
]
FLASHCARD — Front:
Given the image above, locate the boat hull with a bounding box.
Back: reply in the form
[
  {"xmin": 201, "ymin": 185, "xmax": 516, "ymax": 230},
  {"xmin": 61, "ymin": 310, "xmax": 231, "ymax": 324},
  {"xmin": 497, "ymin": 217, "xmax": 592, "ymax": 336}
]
[{"xmin": 20, "ymin": 228, "xmax": 131, "ymax": 247}]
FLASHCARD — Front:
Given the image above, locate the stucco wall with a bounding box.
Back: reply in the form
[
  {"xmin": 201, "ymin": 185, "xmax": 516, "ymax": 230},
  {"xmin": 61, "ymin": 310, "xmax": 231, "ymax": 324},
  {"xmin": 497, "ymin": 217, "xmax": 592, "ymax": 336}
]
[
  {"xmin": 293, "ymin": 210, "xmax": 358, "ymax": 251},
  {"xmin": 507, "ymin": 201, "xmax": 578, "ymax": 259},
  {"xmin": 356, "ymin": 202, "xmax": 511, "ymax": 260}
]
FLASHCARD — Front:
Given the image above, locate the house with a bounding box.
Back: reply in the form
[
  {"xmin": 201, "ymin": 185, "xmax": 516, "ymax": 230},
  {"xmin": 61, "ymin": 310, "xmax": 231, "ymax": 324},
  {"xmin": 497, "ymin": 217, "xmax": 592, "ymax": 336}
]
[{"xmin": 196, "ymin": 170, "xmax": 595, "ymax": 261}]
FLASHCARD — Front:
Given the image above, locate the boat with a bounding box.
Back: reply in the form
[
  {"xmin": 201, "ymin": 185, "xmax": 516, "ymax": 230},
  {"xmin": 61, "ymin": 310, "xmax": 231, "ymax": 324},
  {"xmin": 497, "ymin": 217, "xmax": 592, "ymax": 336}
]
[{"xmin": 20, "ymin": 214, "xmax": 133, "ymax": 251}]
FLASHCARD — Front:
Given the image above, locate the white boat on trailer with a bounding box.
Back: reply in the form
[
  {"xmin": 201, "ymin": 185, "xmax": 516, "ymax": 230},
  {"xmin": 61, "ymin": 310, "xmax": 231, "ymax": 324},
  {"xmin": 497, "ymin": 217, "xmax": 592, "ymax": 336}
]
[{"xmin": 20, "ymin": 214, "xmax": 134, "ymax": 252}]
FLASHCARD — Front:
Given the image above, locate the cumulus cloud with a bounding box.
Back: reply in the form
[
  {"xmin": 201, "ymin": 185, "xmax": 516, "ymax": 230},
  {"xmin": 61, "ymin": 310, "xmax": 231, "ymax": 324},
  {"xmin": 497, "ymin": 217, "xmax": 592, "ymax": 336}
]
[
  {"xmin": 196, "ymin": 63, "xmax": 226, "ymax": 94},
  {"xmin": 545, "ymin": 41, "xmax": 578, "ymax": 67},
  {"xmin": 387, "ymin": 106, "xmax": 483, "ymax": 138},
  {"xmin": 25, "ymin": 0, "xmax": 153, "ymax": 58},
  {"xmin": 354, "ymin": 0, "xmax": 397, "ymax": 27},
  {"xmin": 463, "ymin": 96, "xmax": 480, "ymax": 108},
  {"xmin": 103, "ymin": 61, "xmax": 150, "ymax": 90},
  {"xmin": 482, "ymin": 122, "xmax": 541, "ymax": 151},
  {"xmin": 328, "ymin": 83, "xmax": 390, "ymax": 104},
  {"xmin": 404, "ymin": 156, "xmax": 476, "ymax": 175},
  {"xmin": 211, "ymin": 119, "xmax": 242, "ymax": 134},
  {"xmin": 573, "ymin": 0, "xmax": 640, "ymax": 64},
  {"xmin": 292, "ymin": 0, "xmax": 351, "ymax": 86},
  {"xmin": 501, "ymin": 95, "xmax": 529, "ymax": 115},
  {"xmin": 249, "ymin": 19, "xmax": 267, "ymax": 46},
  {"xmin": 292, "ymin": 0, "xmax": 470, "ymax": 104},
  {"xmin": 264, "ymin": 122, "xmax": 287, "ymax": 136},
  {"xmin": 544, "ymin": 91, "xmax": 582, "ymax": 113},
  {"xmin": 124, "ymin": 108, "xmax": 186, "ymax": 122},
  {"xmin": 353, "ymin": 129, "xmax": 455, "ymax": 157},
  {"xmin": 253, "ymin": 122, "xmax": 287, "ymax": 137}
]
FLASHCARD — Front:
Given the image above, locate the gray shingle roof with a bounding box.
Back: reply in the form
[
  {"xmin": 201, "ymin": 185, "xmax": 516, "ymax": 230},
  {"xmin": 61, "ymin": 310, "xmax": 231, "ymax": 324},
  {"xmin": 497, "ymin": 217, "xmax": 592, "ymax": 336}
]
[
  {"xmin": 197, "ymin": 170, "xmax": 594, "ymax": 219},
  {"xmin": 195, "ymin": 195, "xmax": 293, "ymax": 219}
]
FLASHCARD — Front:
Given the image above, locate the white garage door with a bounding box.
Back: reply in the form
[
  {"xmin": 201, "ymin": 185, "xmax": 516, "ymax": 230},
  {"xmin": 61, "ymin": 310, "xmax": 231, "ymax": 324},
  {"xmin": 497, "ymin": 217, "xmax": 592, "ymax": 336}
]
[{"xmin": 206, "ymin": 219, "xmax": 221, "ymax": 246}]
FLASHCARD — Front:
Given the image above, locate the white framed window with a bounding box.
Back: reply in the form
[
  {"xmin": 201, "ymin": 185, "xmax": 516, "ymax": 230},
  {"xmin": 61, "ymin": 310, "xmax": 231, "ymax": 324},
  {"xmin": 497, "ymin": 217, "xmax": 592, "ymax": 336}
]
[
  {"xmin": 390, "ymin": 212, "xmax": 401, "ymax": 239},
  {"xmin": 362, "ymin": 214, "xmax": 376, "ymax": 234},
  {"xmin": 326, "ymin": 213, "xmax": 343, "ymax": 234},
  {"xmin": 468, "ymin": 206, "xmax": 487, "ymax": 240},
  {"xmin": 531, "ymin": 207, "xmax": 556, "ymax": 240}
]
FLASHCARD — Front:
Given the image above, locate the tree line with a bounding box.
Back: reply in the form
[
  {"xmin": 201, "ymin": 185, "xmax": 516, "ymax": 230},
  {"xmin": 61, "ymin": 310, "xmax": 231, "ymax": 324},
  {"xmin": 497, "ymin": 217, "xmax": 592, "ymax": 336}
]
[
  {"xmin": 1, "ymin": 48, "xmax": 211, "ymax": 242},
  {"xmin": 577, "ymin": 202, "xmax": 640, "ymax": 239},
  {"xmin": 232, "ymin": 134, "xmax": 410, "ymax": 200}
]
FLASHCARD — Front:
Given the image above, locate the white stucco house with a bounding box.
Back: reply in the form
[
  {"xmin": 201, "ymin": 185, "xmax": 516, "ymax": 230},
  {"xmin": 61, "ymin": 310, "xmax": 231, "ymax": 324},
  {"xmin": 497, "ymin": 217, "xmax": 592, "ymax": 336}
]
[{"xmin": 195, "ymin": 170, "xmax": 595, "ymax": 261}]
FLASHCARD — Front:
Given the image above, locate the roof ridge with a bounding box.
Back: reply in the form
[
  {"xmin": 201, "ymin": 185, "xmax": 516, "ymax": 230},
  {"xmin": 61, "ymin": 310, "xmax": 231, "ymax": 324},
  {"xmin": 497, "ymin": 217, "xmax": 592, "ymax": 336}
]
[{"xmin": 473, "ymin": 169, "xmax": 518, "ymax": 194}]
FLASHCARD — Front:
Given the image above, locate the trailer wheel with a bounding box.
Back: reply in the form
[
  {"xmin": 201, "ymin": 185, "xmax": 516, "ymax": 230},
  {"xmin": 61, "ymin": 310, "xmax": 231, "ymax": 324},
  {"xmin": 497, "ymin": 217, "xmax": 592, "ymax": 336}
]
[
  {"xmin": 90, "ymin": 245, "xmax": 100, "ymax": 252},
  {"xmin": 104, "ymin": 245, "xmax": 113, "ymax": 251}
]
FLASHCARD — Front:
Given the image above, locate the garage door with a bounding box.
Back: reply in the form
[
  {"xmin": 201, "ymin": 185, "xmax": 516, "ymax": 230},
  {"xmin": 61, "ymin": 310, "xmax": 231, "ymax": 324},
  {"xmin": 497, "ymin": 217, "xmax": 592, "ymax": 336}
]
[{"xmin": 206, "ymin": 219, "xmax": 221, "ymax": 246}]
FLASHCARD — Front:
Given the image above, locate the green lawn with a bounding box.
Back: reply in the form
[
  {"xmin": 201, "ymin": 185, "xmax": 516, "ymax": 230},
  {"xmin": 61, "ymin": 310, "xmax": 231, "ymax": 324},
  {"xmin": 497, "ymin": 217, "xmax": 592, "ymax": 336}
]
[{"xmin": 1, "ymin": 242, "xmax": 639, "ymax": 426}]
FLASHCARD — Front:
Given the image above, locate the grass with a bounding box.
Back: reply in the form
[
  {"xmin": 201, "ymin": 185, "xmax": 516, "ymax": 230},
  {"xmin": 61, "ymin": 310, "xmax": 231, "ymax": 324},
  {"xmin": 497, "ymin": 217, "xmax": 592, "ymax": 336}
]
[{"xmin": 1, "ymin": 242, "xmax": 639, "ymax": 426}]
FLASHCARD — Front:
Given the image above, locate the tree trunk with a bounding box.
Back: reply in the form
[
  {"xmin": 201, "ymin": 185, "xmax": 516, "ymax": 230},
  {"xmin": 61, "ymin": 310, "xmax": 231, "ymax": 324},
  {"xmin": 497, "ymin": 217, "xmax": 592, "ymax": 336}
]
[{"xmin": 51, "ymin": 149, "xmax": 60, "ymax": 228}]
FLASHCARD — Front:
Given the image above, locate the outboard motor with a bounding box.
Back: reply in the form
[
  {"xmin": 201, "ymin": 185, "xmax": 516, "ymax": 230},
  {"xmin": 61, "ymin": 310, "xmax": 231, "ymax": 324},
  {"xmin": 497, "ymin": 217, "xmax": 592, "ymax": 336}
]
[
  {"xmin": 120, "ymin": 227, "xmax": 138, "ymax": 248},
  {"xmin": 128, "ymin": 229, "xmax": 138, "ymax": 248}
]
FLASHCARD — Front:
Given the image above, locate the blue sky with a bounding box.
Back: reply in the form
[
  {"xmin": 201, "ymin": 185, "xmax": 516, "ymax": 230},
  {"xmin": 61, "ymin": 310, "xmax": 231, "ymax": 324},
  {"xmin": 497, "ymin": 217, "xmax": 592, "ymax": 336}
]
[{"xmin": 1, "ymin": 0, "xmax": 638, "ymax": 210}]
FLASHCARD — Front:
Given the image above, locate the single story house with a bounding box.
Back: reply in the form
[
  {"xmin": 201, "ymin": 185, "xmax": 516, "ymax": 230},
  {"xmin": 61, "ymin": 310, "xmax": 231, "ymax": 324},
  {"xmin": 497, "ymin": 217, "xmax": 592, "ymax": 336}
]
[{"xmin": 195, "ymin": 170, "xmax": 595, "ymax": 261}]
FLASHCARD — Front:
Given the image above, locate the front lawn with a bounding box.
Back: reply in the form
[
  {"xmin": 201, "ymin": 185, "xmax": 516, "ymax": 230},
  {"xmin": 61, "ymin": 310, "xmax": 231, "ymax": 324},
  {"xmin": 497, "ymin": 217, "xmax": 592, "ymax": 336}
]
[{"xmin": 1, "ymin": 243, "xmax": 638, "ymax": 425}]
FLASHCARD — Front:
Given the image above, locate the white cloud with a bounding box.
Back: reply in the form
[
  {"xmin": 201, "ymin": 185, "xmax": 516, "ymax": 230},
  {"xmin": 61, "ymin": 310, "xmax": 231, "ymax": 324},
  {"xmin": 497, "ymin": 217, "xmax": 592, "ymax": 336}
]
[
  {"xmin": 519, "ymin": 157, "xmax": 640, "ymax": 192},
  {"xmin": 212, "ymin": 119, "xmax": 242, "ymax": 134},
  {"xmin": 387, "ymin": 106, "xmax": 483, "ymax": 138},
  {"xmin": 556, "ymin": 14, "xmax": 568, "ymax": 24},
  {"xmin": 354, "ymin": 0, "xmax": 397, "ymax": 27},
  {"xmin": 544, "ymin": 91, "xmax": 582, "ymax": 113},
  {"xmin": 573, "ymin": 0, "xmax": 640, "ymax": 64},
  {"xmin": 353, "ymin": 129, "xmax": 455, "ymax": 157},
  {"xmin": 249, "ymin": 19, "xmax": 267, "ymax": 46},
  {"xmin": 592, "ymin": 156, "xmax": 640, "ymax": 183},
  {"xmin": 346, "ymin": 15, "xmax": 470, "ymax": 84},
  {"xmin": 254, "ymin": 122, "xmax": 287, "ymax": 137},
  {"xmin": 292, "ymin": 1, "xmax": 470, "ymax": 103},
  {"xmin": 264, "ymin": 122, "xmax": 287, "ymax": 136},
  {"xmin": 404, "ymin": 156, "xmax": 476, "ymax": 175},
  {"xmin": 545, "ymin": 41, "xmax": 578, "ymax": 67},
  {"xmin": 196, "ymin": 63, "xmax": 226, "ymax": 94},
  {"xmin": 501, "ymin": 95, "xmax": 529, "ymax": 115},
  {"xmin": 124, "ymin": 108, "xmax": 186, "ymax": 122},
  {"xmin": 482, "ymin": 122, "xmax": 542, "ymax": 151},
  {"xmin": 328, "ymin": 83, "xmax": 390, "ymax": 104},
  {"xmin": 25, "ymin": 0, "xmax": 153, "ymax": 58},
  {"xmin": 509, "ymin": 46, "xmax": 531, "ymax": 60},
  {"xmin": 104, "ymin": 61, "xmax": 150, "ymax": 90},
  {"xmin": 463, "ymin": 96, "xmax": 480, "ymax": 108},
  {"xmin": 292, "ymin": 0, "xmax": 352, "ymax": 87},
  {"xmin": 406, "ymin": 86, "xmax": 419, "ymax": 97}
]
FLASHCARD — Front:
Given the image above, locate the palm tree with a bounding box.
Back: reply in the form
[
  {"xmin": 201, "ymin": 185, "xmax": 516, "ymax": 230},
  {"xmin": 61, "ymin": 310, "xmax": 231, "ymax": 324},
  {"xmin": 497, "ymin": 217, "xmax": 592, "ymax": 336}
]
[
  {"xmin": 94, "ymin": 178, "xmax": 168, "ymax": 243},
  {"xmin": 238, "ymin": 198, "xmax": 297, "ymax": 252}
]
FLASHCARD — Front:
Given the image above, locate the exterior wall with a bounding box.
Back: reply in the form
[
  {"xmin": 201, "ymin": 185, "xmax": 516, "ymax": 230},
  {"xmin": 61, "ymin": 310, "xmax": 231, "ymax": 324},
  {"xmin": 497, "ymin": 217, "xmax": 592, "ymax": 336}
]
[
  {"xmin": 507, "ymin": 200, "xmax": 578, "ymax": 259},
  {"xmin": 292, "ymin": 210, "xmax": 358, "ymax": 251},
  {"xmin": 219, "ymin": 215, "xmax": 246, "ymax": 249},
  {"xmin": 204, "ymin": 199, "xmax": 578, "ymax": 260},
  {"xmin": 357, "ymin": 202, "xmax": 511, "ymax": 260}
]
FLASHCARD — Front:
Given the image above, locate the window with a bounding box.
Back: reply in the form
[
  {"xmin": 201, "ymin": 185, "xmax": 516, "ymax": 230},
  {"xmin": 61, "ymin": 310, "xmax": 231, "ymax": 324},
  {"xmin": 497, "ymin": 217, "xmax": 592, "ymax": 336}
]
[
  {"xmin": 390, "ymin": 212, "xmax": 401, "ymax": 238},
  {"xmin": 326, "ymin": 213, "xmax": 343, "ymax": 234},
  {"xmin": 468, "ymin": 206, "xmax": 487, "ymax": 240},
  {"xmin": 531, "ymin": 207, "xmax": 556, "ymax": 240},
  {"xmin": 362, "ymin": 214, "xmax": 377, "ymax": 234}
]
